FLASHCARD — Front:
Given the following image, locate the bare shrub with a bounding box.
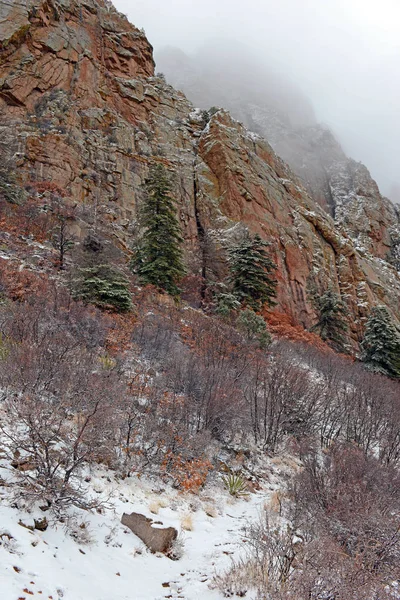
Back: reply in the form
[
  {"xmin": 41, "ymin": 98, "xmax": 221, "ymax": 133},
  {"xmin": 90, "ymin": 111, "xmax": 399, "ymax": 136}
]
[
  {"xmin": 213, "ymin": 556, "xmax": 257, "ymax": 598},
  {"xmin": 0, "ymin": 357, "xmax": 120, "ymax": 512},
  {"xmin": 243, "ymin": 349, "xmax": 319, "ymax": 451},
  {"xmin": 0, "ymin": 293, "xmax": 122, "ymax": 513},
  {"xmin": 213, "ymin": 516, "xmax": 298, "ymax": 599},
  {"xmin": 289, "ymin": 444, "xmax": 400, "ymax": 599},
  {"xmin": 132, "ymin": 304, "xmax": 179, "ymax": 362},
  {"xmin": 215, "ymin": 444, "xmax": 400, "ymax": 600}
]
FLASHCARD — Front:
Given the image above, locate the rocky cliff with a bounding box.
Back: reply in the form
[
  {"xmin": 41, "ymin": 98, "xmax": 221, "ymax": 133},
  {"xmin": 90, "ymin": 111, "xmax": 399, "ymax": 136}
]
[
  {"xmin": 1, "ymin": 0, "xmax": 400, "ymax": 347},
  {"xmin": 157, "ymin": 45, "xmax": 400, "ymax": 261}
]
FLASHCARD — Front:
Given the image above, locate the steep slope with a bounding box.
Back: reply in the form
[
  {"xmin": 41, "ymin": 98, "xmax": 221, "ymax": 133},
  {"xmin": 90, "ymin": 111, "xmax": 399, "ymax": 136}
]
[
  {"xmin": 1, "ymin": 462, "xmax": 279, "ymax": 600},
  {"xmin": 1, "ymin": 0, "xmax": 400, "ymax": 347},
  {"xmin": 157, "ymin": 45, "xmax": 400, "ymax": 261}
]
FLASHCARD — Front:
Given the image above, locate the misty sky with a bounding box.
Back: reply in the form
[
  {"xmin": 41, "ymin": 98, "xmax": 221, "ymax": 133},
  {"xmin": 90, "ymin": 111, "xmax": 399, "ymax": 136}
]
[{"xmin": 113, "ymin": 0, "xmax": 400, "ymax": 199}]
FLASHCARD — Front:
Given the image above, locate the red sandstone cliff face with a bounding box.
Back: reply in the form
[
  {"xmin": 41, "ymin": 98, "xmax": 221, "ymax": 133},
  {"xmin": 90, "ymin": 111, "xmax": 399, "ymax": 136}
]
[
  {"xmin": 0, "ymin": 0, "xmax": 154, "ymax": 106},
  {"xmin": 1, "ymin": 0, "xmax": 400, "ymax": 347},
  {"xmin": 196, "ymin": 111, "xmax": 400, "ymax": 339}
]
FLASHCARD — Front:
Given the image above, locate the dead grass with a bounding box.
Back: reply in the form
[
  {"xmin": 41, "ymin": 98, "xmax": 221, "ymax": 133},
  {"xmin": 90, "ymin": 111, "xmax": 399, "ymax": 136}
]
[
  {"xmin": 180, "ymin": 513, "xmax": 193, "ymax": 531},
  {"xmin": 149, "ymin": 500, "xmax": 160, "ymax": 515},
  {"xmin": 212, "ymin": 556, "xmax": 263, "ymax": 598},
  {"xmin": 268, "ymin": 490, "xmax": 283, "ymax": 515},
  {"xmin": 158, "ymin": 497, "xmax": 169, "ymax": 508},
  {"xmin": 204, "ymin": 503, "xmax": 218, "ymax": 518}
]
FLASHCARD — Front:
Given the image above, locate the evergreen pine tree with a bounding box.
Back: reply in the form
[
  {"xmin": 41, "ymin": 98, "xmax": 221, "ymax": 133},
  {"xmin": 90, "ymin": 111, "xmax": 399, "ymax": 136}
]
[
  {"xmin": 227, "ymin": 232, "xmax": 277, "ymax": 311},
  {"xmin": 361, "ymin": 305, "xmax": 400, "ymax": 378},
  {"xmin": 312, "ymin": 288, "xmax": 349, "ymax": 352},
  {"xmin": 72, "ymin": 264, "xmax": 132, "ymax": 312},
  {"xmin": 131, "ymin": 164, "xmax": 185, "ymax": 296}
]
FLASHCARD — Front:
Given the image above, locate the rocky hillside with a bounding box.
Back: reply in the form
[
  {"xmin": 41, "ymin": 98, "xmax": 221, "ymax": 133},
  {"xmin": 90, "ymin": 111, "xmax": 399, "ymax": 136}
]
[
  {"xmin": 1, "ymin": 0, "xmax": 400, "ymax": 346},
  {"xmin": 157, "ymin": 46, "xmax": 400, "ymax": 256}
]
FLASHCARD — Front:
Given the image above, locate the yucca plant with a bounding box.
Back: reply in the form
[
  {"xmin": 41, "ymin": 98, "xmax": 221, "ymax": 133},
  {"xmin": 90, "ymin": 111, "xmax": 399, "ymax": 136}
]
[{"xmin": 222, "ymin": 472, "xmax": 249, "ymax": 498}]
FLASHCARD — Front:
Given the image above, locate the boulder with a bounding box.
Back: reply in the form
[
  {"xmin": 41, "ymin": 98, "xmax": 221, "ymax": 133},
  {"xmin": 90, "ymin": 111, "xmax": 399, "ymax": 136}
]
[{"xmin": 121, "ymin": 512, "xmax": 177, "ymax": 554}]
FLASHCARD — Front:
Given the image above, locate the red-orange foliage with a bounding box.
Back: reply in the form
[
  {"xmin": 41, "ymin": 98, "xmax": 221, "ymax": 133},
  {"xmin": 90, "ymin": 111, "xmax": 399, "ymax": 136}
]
[
  {"xmin": 161, "ymin": 450, "xmax": 213, "ymax": 493},
  {"xmin": 0, "ymin": 194, "xmax": 53, "ymax": 242},
  {"xmin": 0, "ymin": 261, "xmax": 49, "ymax": 301},
  {"xmin": 264, "ymin": 309, "xmax": 332, "ymax": 352}
]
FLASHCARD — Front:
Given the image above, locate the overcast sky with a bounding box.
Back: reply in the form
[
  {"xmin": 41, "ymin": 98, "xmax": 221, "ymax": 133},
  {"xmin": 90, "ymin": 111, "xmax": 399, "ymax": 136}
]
[{"xmin": 113, "ymin": 0, "xmax": 400, "ymax": 199}]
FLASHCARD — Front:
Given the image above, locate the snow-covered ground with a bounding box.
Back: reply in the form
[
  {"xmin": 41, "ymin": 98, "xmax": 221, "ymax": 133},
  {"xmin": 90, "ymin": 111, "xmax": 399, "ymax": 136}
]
[{"xmin": 0, "ymin": 462, "xmax": 286, "ymax": 600}]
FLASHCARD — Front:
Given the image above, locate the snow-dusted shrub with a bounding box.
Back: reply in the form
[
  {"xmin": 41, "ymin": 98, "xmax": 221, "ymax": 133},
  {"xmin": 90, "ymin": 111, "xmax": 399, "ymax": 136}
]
[
  {"xmin": 213, "ymin": 517, "xmax": 296, "ymax": 600},
  {"xmin": 216, "ymin": 445, "xmax": 400, "ymax": 600},
  {"xmin": 0, "ymin": 294, "xmax": 123, "ymax": 514},
  {"xmin": 0, "ymin": 366, "xmax": 119, "ymax": 513},
  {"xmin": 213, "ymin": 517, "xmax": 302, "ymax": 599},
  {"xmin": 65, "ymin": 516, "xmax": 94, "ymax": 545},
  {"xmin": 212, "ymin": 556, "xmax": 252, "ymax": 598},
  {"xmin": 287, "ymin": 444, "xmax": 400, "ymax": 599},
  {"xmin": 167, "ymin": 531, "xmax": 185, "ymax": 561}
]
